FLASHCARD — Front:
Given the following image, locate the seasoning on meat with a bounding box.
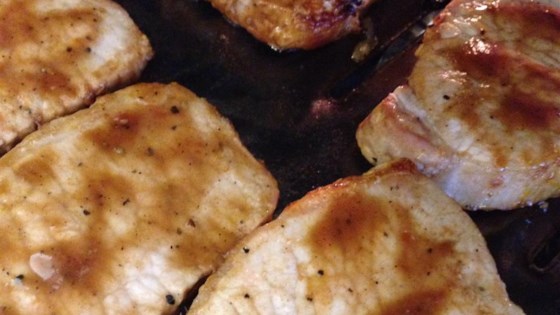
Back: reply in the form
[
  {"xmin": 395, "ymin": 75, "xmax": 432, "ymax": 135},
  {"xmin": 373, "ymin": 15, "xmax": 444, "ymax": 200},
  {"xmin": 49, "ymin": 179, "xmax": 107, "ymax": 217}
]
[
  {"xmin": 0, "ymin": 82, "xmax": 278, "ymax": 314},
  {"xmin": 0, "ymin": 0, "xmax": 153, "ymax": 153},
  {"xmin": 188, "ymin": 159, "xmax": 523, "ymax": 314},
  {"xmin": 356, "ymin": 0, "xmax": 560, "ymax": 209}
]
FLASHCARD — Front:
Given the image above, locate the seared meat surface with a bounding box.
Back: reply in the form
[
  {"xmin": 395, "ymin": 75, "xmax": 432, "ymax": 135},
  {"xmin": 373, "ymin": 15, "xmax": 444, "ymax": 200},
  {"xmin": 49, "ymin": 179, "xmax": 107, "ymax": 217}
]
[
  {"xmin": 0, "ymin": 83, "xmax": 278, "ymax": 314},
  {"xmin": 0, "ymin": 0, "xmax": 152, "ymax": 153},
  {"xmin": 357, "ymin": 0, "xmax": 560, "ymax": 209},
  {"xmin": 208, "ymin": 0, "xmax": 375, "ymax": 50},
  {"xmin": 188, "ymin": 159, "xmax": 523, "ymax": 314}
]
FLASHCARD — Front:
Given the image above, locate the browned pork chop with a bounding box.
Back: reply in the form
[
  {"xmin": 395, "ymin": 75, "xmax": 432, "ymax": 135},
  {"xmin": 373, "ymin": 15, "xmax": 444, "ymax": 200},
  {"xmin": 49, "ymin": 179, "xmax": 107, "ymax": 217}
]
[
  {"xmin": 356, "ymin": 0, "xmax": 560, "ymax": 210},
  {"xmin": 0, "ymin": 83, "xmax": 278, "ymax": 314},
  {"xmin": 208, "ymin": 0, "xmax": 375, "ymax": 50},
  {"xmin": 0, "ymin": 0, "xmax": 153, "ymax": 153},
  {"xmin": 188, "ymin": 159, "xmax": 523, "ymax": 314}
]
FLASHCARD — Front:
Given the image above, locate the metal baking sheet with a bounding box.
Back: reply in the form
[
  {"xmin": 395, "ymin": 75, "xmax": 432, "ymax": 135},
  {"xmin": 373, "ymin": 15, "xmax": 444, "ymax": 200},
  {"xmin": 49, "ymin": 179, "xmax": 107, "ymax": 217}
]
[{"xmin": 115, "ymin": 0, "xmax": 560, "ymax": 313}]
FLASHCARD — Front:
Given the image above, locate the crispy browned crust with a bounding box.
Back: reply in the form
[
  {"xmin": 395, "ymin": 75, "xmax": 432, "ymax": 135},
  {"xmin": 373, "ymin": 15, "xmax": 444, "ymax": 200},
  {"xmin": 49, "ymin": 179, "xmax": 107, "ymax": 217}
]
[{"xmin": 209, "ymin": 0, "xmax": 375, "ymax": 50}]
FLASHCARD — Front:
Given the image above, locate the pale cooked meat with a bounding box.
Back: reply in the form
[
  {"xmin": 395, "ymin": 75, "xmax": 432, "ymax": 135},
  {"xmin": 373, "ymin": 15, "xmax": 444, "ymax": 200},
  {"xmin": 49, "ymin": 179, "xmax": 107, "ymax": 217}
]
[
  {"xmin": 208, "ymin": 0, "xmax": 375, "ymax": 50},
  {"xmin": 0, "ymin": 83, "xmax": 278, "ymax": 314},
  {"xmin": 356, "ymin": 0, "xmax": 560, "ymax": 210},
  {"xmin": 0, "ymin": 0, "xmax": 153, "ymax": 153},
  {"xmin": 188, "ymin": 159, "xmax": 523, "ymax": 315}
]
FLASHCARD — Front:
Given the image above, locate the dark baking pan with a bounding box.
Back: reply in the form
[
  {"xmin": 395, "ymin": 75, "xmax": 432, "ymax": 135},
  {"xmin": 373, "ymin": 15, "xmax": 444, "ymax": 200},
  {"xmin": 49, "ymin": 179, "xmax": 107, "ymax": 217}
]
[{"xmin": 115, "ymin": 0, "xmax": 560, "ymax": 313}]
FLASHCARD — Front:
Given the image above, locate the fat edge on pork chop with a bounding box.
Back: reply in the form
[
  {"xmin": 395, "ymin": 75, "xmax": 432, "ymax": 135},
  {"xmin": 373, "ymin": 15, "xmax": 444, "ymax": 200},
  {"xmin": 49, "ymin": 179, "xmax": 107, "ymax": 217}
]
[{"xmin": 356, "ymin": 0, "xmax": 560, "ymax": 210}]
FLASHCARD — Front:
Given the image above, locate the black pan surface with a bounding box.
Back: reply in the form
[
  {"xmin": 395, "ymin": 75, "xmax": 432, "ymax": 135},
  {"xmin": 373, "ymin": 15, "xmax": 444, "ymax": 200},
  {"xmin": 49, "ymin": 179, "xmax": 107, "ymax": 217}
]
[{"xmin": 115, "ymin": 0, "xmax": 560, "ymax": 313}]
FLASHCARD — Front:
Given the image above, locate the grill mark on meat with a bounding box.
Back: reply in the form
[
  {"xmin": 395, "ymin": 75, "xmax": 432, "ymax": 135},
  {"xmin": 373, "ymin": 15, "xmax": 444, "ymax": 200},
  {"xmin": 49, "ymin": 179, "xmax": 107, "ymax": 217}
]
[
  {"xmin": 440, "ymin": 3, "xmax": 560, "ymax": 168},
  {"xmin": 306, "ymin": 177, "xmax": 458, "ymax": 312},
  {"xmin": 188, "ymin": 159, "xmax": 522, "ymax": 314},
  {"xmin": 0, "ymin": 83, "xmax": 278, "ymax": 313},
  {"xmin": 0, "ymin": 2, "xmax": 100, "ymax": 48},
  {"xmin": 8, "ymin": 165, "xmax": 136, "ymax": 297},
  {"xmin": 21, "ymin": 94, "xmax": 129, "ymax": 296},
  {"xmin": 397, "ymin": 221, "xmax": 456, "ymax": 281},
  {"xmin": 308, "ymin": 189, "xmax": 386, "ymax": 255},
  {"xmin": 381, "ymin": 290, "xmax": 447, "ymax": 315},
  {"xmin": 0, "ymin": 1, "xmax": 101, "ymax": 103},
  {"xmin": 39, "ymin": 238, "xmax": 105, "ymax": 294},
  {"xmin": 0, "ymin": 0, "xmax": 152, "ymax": 154},
  {"xmin": 358, "ymin": 0, "xmax": 560, "ymax": 209},
  {"xmin": 450, "ymin": 41, "xmax": 560, "ymax": 134},
  {"xmin": 492, "ymin": 2, "xmax": 560, "ymax": 47},
  {"xmin": 84, "ymin": 89, "xmax": 261, "ymax": 272},
  {"xmin": 25, "ymin": 171, "xmax": 150, "ymax": 299},
  {"xmin": 498, "ymin": 91, "xmax": 560, "ymax": 133},
  {"xmin": 86, "ymin": 110, "xmax": 143, "ymax": 154},
  {"xmin": 83, "ymin": 95, "xmax": 232, "ymax": 271},
  {"xmin": 12, "ymin": 150, "xmax": 59, "ymax": 187},
  {"xmin": 391, "ymin": 208, "xmax": 456, "ymax": 314},
  {"xmin": 306, "ymin": 187, "xmax": 388, "ymax": 305}
]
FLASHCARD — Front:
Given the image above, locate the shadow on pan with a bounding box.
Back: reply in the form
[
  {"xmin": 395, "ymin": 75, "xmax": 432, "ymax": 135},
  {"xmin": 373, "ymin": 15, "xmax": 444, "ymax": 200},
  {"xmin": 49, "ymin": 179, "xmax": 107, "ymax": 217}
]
[{"xmin": 117, "ymin": 0, "xmax": 560, "ymax": 313}]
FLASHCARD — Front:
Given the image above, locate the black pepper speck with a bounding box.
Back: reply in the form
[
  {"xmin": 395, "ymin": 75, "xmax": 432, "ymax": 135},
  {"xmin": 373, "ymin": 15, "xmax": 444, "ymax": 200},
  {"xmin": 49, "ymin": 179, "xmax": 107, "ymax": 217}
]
[{"xmin": 166, "ymin": 294, "xmax": 176, "ymax": 305}]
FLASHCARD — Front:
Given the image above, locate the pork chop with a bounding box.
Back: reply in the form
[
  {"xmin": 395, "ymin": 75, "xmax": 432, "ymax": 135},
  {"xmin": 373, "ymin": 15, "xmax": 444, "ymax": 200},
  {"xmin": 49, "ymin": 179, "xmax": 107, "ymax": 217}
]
[
  {"xmin": 188, "ymin": 159, "xmax": 523, "ymax": 315},
  {"xmin": 0, "ymin": 82, "xmax": 278, "ymax": 314},
  {"xmin": 0, "ymin": 0, "xmax": 153, "ymax": 153},
  {"xmin": 356, "ymin": 0, "xmax": 560, "ymax": 210},
  {"xmin": 208, "ymin": 0, "xmax": 375, "ymax": 50}
]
